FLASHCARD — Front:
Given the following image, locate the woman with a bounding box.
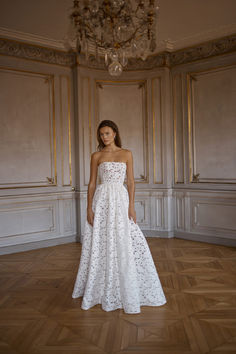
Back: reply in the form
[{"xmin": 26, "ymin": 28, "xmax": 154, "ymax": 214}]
[{"xmin": 72, "ymin": 120, "xmax": 167, "ymax": 314}]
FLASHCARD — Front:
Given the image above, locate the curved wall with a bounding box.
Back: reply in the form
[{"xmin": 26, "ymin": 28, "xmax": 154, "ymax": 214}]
[{"xmin": 0, "ymin": 35, "xmax": 236, "ymax": 254}]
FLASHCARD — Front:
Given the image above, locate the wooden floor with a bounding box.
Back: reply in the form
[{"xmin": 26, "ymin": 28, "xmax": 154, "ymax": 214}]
[{"xmin": 0, "ymin": 237, "xmax": 236, "ymax": 354}]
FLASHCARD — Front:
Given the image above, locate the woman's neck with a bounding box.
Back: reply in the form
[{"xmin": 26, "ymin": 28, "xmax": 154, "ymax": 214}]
[
  {"xmin": 102, "ymin": 147, "xmax": 122, "ymax": 153},
  {"xmin": 102, "ymin": 142, "xmax": 122, "ymax": 153}
]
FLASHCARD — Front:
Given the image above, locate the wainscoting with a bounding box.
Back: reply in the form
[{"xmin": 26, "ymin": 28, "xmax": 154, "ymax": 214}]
[{"xmin": 0, "ymin": 192, "xmax": 76, "ymax": 255}]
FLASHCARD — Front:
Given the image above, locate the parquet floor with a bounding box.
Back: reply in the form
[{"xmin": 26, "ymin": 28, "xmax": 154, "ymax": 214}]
[{"xmin": 0, "ymin": 237, "xmax": 236, "ymax": 354}]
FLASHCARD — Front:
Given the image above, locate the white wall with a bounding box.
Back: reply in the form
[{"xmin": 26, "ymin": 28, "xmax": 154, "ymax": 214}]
[
  {"xmin": 0, "ymin": 53, "xmax": 77, "ymax": 254},
  {"xmin": 0, "ymin": 38, "xmax": 236, "ymax": 255},
  {"xmin": 172, "ymin": 52, "xmax": 236, "ymax": 245}
]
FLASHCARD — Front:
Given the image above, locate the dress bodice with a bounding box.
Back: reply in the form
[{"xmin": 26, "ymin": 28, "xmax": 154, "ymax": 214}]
[{"xmin": 99, "ymin": 162, "xmax": 126, "ymax": 184}]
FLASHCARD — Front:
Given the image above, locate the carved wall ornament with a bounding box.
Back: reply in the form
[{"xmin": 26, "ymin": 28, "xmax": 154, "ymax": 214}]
[
  {"xmin": 78, "ymin": 34, "xmax": 236, "ymax": 70},
  {"xmin": 169, "ymin": 34, "xmax": 236, "ymax": 67},
  {"xmin": 0, "ymin": 38, "xmax": 76, "ymax": 67},
  {"xmin": 0, "ymin": 34, "xmax": 235, "ymax": 69},
  {"xmin": 46, "ymin": 177, "xmax": 55, "ymax": 184},
  {"xmin": 138, "ymin": 82, "xmax": 145, "ymax": 89},
  {"xmin": 96, "ymin": 82, "xmax": 103, "ymax": 89},
  {"xmin": 192, "ymin": 173, "xmax": 200, "ymax": 183}
]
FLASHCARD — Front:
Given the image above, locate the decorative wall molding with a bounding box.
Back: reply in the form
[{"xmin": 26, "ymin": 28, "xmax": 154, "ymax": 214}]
[
  {"xmin": 0, "ymin": 192, "xmax": 76, "ymax": 250},
  {"xmin": 0, "ymin": 38, "xmax": 76, "ymax": 67},
  {"xmin": 173, "ymin": 73, "xmax": 185, "ymax": 184},
  {"xmin": 80, "ymin": 76, "xmax": 92, "ymax": 186},
  {"xmin": 1, "ymin": 22, "xmax": 235, "ymax": 58},
  {"xmin": 0, "ymin": 204, "xmax": 55, "ymax": 238},
  {"xmin": 94, "ymin": 79, "xmax": 149, "ymax": 184},
  {"xmin": 0, "ymin": 67, "xmax": 57, "ymax": 189},
  {"xmin": 174, "ymin": 189, "xmax": 236, "ymax": 241},
  {"xmin": 186, "ymin": 65, "xmax": 236, "ymax": 184},
  {"xmin": 77, "ymin": 51, "xmax": 169, "ymax": 70},
  {"xmin": 78, "ymin": 34, "xmax": 236, "ymax": 70},
  {"xmin": 59, "ymin": 75, "xmax": 72, "ymax": 186},
  {"xmin": 0, "ymin": 34, "xmax": 235, "ymax": 68},
  {"xmin": 151, "ymin": 76, "xmax": 164, "ymax": 184},
  {"xmin": 169, "ymin": 34, "xmax": 236, "ymax": 66}
]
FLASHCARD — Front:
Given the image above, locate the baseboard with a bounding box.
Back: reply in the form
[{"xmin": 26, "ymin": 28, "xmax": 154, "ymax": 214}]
[
  {"xmin": 0, "ymin": 234, "xmax": 77, "ymax": 255},
  {"xmin": 142, "ymin": 230, "xmax": 174, "ymax": 238},
  {"xmin": 1, "ymin": 230, "xmax": 235, "ymax": 256},
  {"xmin": 174, "ymin": 231, "xmax": 236, "ymax": 247}
]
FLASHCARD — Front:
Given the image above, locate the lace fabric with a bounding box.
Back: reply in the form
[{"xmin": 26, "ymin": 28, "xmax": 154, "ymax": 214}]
[{"xmin": 72, "ymin": 162, "xmax": 167, "ymax": 313}]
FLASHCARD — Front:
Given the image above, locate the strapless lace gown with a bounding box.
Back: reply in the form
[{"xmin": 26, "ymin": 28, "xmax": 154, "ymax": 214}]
[{"xmin": 72, "ymin": 162, "xmax": 167, "ymax": 313}]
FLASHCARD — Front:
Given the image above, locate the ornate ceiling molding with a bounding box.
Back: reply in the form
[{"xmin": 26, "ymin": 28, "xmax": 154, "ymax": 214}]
[
  {"xmin": 0, "ymin": 26, "xmax": 66, "ymax": 50},
  {"xmin": 0, "ymin": 34, "xmax": 235, "ymax": 69},
  {"xmin": 76, "ymin": 34, "xmax": 236, "ymax": 70},
  {"xmin": 169, "ymin": 34, "xmax": 236, "ymax": 67},
  {"xmin": 0, "ymin": 38, "xmax": 76, "ymax": 67}
]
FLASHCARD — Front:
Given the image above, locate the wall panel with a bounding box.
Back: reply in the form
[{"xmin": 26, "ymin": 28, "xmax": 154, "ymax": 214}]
[
  {"xmin": 0, "ymin": 203, "xmax": 55, "ymax": 238},
  {"xmin": 191, "ymin": 200, "xmax": 236, "ymax": 233},
  {"xmin": 59, "ymin": 75, "xmax": 72, "ymax": 186},
  {"xmin": 173, "ymin": 74, "xmax": 185, "ymax": 184},
  {"xmin": 0, "ymin": 53, "xmax": 76, "ymax": 254},
  {"xmin": 187, "ymin": 65, "xmax": 236, "ymax": 184},
  {"xmin": 95, "ymin": 80, "xmax": 149, "ymax": 183},
  {"xmin": 151, "ymin": 77, "xmax": 164, "ymax": 184},
  {"xmin": 0, "ymin": 67, "xmax": 57, "ymax": 188},
  {"xmin": 80, "ymin": 76, "xmax": 92, "ymax": 186}
]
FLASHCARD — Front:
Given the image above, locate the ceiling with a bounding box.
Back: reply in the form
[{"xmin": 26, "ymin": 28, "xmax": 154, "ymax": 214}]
[{"xmin": 0, "ymin": 0, "xmax": 235, "ymax": 52}]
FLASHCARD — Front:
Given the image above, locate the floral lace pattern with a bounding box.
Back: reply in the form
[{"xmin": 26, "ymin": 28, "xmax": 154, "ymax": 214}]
[
  {"xmin": 72, "ymin": 162, "xmax": 167, "ymax": 313},
  {"xmin": 99, "ymin": 161, "xmax": 126, "ymax": 184}
]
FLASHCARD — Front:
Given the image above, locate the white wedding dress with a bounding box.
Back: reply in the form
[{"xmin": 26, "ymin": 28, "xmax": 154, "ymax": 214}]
[{"xmin": 72, "ymin": 161, "xmax": 167, "ymax": 313}]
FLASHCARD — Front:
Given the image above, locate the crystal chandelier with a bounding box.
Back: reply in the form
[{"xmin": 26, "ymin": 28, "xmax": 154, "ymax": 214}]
[{"xmin": 66, "ymin": 0, "xmax": 159, "ymax": 76}]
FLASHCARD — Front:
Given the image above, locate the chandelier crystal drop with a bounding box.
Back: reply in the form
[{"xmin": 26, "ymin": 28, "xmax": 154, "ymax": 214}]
[{"xmin": 65, "ymin": 0, "xmax": 159, "ymax": 76}]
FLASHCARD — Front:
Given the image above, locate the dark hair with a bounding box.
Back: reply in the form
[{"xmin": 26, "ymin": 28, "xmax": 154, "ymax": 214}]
[{"xmin": 97, "ymin": 120, "xmax": 122, "ymax": 151}]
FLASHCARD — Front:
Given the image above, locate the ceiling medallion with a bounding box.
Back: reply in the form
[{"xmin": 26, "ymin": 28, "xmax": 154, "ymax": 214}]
[{"xmin": 65, "ymin": 0, "xmax": 159, "ymax": 76}]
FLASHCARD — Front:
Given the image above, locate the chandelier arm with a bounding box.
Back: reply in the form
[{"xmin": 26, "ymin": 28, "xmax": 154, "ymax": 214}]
[
  {"xmin": 117, "ymin": 25, "xmax": 144, "ymax": 48},
  {"xmin": 115, "ymin": 3, "xmax": 126, "ymax": 18},
  {"xmin": 81, "ymin": 21, "xmax": 104, "ymax": 48},
  {"xmin": 82, "ymin": 22, "xmax": 149, "ymax": 52}
]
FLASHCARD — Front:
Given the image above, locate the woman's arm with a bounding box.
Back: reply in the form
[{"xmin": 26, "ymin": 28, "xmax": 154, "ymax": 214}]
[
  {"xmin": 87, "ymin": 152, "xmax": 99, "ymax": 225},
  {"xmin": 126, "ymin": 150, "xmax": 137, "ymax": 223}
]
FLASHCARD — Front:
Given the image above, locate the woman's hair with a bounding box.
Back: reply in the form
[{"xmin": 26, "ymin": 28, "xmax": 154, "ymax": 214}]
[{"xmin": 97, "ymin": 120, "xmax": 122, "ymax": 151}]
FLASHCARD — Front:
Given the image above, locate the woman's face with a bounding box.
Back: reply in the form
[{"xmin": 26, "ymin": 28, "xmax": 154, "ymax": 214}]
[{"xmin": 99, "ymin": 126, "xmax": 116, "ymax": 146}]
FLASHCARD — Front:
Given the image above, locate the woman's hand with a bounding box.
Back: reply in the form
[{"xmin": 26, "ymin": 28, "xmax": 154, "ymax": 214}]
[
  {"xmin": 128, "ymin": 205, "xmax": 136, "ymax": 223},
  {"xmin": 87, "ymin": 208, "xmax": 94, "ymax": 226}
]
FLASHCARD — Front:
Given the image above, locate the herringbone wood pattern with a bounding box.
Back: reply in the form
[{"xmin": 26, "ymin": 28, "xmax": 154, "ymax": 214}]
[{"xmin": 0, "ymin": 238, "xmax": 236, "ymax": 354}]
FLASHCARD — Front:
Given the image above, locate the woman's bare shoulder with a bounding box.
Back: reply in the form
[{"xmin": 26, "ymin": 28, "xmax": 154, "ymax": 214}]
[
  {"xmin": 122, "ymin": 148, "xmax": 132, "ymax": 156},
  {"xmin": 91, "ymin": 151, "xmax": 100, "ymax": 157},
  {"xmin": 121, "ymin": 149, "xmax": 133, "ymax": 162},
  {"xmin": 121, "ymin": 148, "xmax": 132, "ymax": 153},
  {"xmin": 91, "ymin": 151, "xmax": 102, "ymax": 163}
]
